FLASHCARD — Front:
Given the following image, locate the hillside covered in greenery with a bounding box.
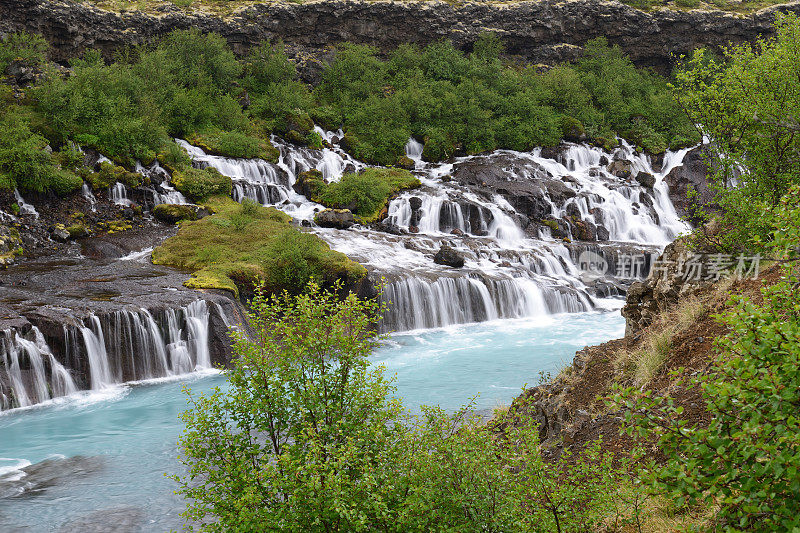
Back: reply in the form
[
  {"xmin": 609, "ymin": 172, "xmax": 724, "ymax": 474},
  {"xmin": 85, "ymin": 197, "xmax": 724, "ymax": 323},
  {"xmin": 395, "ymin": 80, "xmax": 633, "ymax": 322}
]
[{"xmin": 0, "ymin": 28, "xmax": 697, "ymax": 197}]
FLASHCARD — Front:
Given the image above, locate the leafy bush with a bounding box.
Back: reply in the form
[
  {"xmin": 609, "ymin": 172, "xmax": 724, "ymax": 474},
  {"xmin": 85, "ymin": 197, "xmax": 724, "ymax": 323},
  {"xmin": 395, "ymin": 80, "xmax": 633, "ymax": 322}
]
[
  {"xmin": 172, "ymin": 167, "xmax": 232, "ymax": 202},
  {"xmin": 85, "ymin": 161, "xmax": 144, "ymax": 191},
  {"xmin": 174, "ymin": 282, "xmax": 625, "ymax": 532},
  {"xmin": 187, "ymin": 130, "xmax": 278, "ymax": 161},
  {"xmin": 615, "ymin": 188, "xmax": 800, "ymax": 531},
  {"xmin": 0, "ymin": 110, "xmax": 81, "ymax": 195},
  {"xmin": 319, "ymin": 168, "xmax": 420, "ymax": 220},
  {"xmin": 676, "ymin": 14, "xmax": 800, "ymax": 251},
  {"xmin": 313, "ymin": 36, "xmax": 696, "ymax": 164},
  {"xmin": 0, "ymin": 32, "xmax": 48, "ymax": 73}
]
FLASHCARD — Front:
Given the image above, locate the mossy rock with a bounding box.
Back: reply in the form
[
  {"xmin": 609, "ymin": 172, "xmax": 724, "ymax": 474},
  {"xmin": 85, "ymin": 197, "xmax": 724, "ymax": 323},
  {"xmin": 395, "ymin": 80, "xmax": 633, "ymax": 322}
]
[
  {"xmin": 293, "ymin": 169, "xmax": 327, "ymax": 202},
  {"xmin": 153, "ymin": 204, "xmax": 207, "ymax": 224},
  {"xmin": 285, "ymin": 109, "xmax": 314, "ymax": 136},
  {"xmin": 396, "ymin": 155, "xmax": 415, "ymax": 170},
  {"xmin": 172, "ymin": 167, "xmax": 232, "ymax": 202},
  {"xmin": 560, "ymin": 117, "xmax": 586, "ymax": 142},
  {"xmin": 152, "ymin": 196, "xmax": 365, "ymax": 298},
  {"xmin": 66, "ymin": 223, "xmax": 90, "ymax": 239}
]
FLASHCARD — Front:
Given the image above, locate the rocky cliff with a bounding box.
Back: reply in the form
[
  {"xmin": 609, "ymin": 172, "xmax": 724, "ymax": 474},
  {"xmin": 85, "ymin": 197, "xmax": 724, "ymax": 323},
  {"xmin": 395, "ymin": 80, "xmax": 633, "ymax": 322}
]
[{"xmin": 2, "ymin": 0, "xmax": 800, "ymax": 79}]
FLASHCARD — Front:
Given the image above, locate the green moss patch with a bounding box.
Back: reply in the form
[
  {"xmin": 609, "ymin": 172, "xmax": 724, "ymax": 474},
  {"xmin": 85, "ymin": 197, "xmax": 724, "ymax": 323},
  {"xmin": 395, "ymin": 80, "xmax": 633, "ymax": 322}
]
[
  {"xmin": 319, "ymin": 168, "xmax": 420, "ymax": 222},
  {"xmin": 151, "ymin": 196, "xmax": 367, "ymax": 297},
  {"xmin": 186, "ymin": 130, "xmax": 279, "ymax": 162},
  {"xmin": 172, "ymin": 167, "xmax": 233, "ymax": 202}
]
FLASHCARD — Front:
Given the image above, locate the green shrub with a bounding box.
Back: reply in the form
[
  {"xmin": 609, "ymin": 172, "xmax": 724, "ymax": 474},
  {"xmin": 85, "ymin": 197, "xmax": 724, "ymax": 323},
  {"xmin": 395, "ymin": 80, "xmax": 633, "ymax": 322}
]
[
  {"xmin": 172, "ymin": 167, "xmax": 232, "ymax": 202},
  {"xmin": 675, "ymin": 0, "xmax": 701, "ymax": 7},
  {"xmin": 676, "ymin": 14, "xmax": 800, "ymax": 251},
  {"xmin": 188, "ymin": 130, "xmax": 278, "ymax": 162},
  {"xmin": 85, "ymin": 161, "xmax": 144, "ymax": 191},
  {"xmin": 0, "ymin": 110, "xmax": 80, "ymax": 195},
  {"xmin": 0, "ymin": 32, "xmax": 48, "ymax": 73},
  {"xmin": 319, "ymin": 168, "xmax": 420, "ymax": 220},
  {"xmin": 615, "ymin": 188, "xmax": 800, "ymax": 531},
  {"xmin": 174, "ymin": 282, "xmax": 625, "ymax": 532}
]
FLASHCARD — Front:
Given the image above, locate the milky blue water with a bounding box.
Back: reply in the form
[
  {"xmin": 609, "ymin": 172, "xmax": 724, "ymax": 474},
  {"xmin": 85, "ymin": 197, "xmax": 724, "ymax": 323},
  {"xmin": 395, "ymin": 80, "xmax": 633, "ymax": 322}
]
[{"xmin": 0, "ymin": 311, "xmax": 623, "ymax": 532}]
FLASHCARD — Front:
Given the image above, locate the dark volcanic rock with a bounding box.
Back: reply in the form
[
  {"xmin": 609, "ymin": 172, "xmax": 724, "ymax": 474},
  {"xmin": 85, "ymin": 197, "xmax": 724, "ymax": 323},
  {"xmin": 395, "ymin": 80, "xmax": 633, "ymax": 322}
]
[
  {"xmin": 607, "ymin": 159, "xmax": 632, "ymax": 179},
  {"xmin": 634, "ymin": 171, "xmax": 656, "ymax": 188},
  {"xmin": 2, "ymin": 0, "xmax": 798, "ymax": 77},
  {"xmin": 314, "ymin": 208, "xmax": 355, "ymax": 229},
  {"xmin": 665, "ymin": 145, "xmax": 718, "ymax": 224},
  {"xmin": 433, "ymin": 245, "xmax": 465, "ymax": 268}
]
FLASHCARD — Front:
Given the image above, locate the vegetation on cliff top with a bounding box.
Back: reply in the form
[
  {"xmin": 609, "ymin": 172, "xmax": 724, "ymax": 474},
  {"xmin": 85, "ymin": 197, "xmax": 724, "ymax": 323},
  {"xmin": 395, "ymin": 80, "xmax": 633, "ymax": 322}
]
[
  {"xmin": 2, "ymin": 26, "xmax": 697, "ymax": 198},
  {"xmin": 151, "ymin": 196, "xmax": 366, "ymax": 296}
]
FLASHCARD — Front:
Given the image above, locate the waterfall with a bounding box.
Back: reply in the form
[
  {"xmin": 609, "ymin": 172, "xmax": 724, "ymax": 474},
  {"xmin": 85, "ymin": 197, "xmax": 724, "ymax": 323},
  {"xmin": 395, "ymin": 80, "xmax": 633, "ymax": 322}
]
[
  {"xmin": 109, "ymin": 182, "xmax": 131, "ymax": 206},
  {"xmin": 0, "ymin": 300, "xmax": 215, "ymax": 410},
  {"xmin": 13, "ymin": 189, "xmax": 38, "ymax": 218},
  {"xmin": 82, "ymin": 183, "xmax": 97, "ymax": 211},
  {"xmin": 0, "ymin": 327, "xmax": 78, "ymax": 408},
  {"xmin": 167, "ymin": 134, "xmax": 694, "ymax": 333},
  {"xmin": 380, "ymin": 275, "xmax": 592, "ymax": 332}
]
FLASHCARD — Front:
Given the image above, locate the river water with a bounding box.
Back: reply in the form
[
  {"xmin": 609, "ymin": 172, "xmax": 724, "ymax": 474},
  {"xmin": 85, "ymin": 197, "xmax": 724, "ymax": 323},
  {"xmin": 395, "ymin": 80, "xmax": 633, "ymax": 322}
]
[{"xmin": 0, "ymin": 311, "xmax": 623, "ymax": 532}]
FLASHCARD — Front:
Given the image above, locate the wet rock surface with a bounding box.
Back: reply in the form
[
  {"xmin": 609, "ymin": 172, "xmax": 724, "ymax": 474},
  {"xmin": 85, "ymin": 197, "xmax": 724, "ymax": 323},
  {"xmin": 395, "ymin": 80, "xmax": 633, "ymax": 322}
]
[
  {"xmin": 59, "ymin": 506, "xmax": 145, "ymax": 533},
  {"xmin": 433, "ymin": 244, "xmax": 465, "ymax": 268},
  {"xmin": 0, "ymin": 456, "xmax": 106, "ymax": 500}
]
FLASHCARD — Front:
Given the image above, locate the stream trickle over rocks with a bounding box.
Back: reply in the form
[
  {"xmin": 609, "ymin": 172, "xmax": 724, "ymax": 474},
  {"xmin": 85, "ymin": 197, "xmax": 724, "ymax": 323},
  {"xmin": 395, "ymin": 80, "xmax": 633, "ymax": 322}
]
[{"xmin": 1, "ymin": 130, "xmax": 697, "ymax": 410}]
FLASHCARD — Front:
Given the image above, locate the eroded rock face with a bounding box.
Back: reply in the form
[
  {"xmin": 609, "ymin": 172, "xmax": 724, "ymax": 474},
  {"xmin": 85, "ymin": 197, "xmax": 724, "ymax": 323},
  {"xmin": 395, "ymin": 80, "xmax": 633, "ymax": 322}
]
[
  {"xmin": 2, "ymin": 0, "xmax": 797, "ymax": 79},
  {"xmin": 665, "ymin": 146, "xmax": 719, "ymax": 224},
  {"xmin": 621, "ymin": 236, "xmax": 716, "ymax": 336}
]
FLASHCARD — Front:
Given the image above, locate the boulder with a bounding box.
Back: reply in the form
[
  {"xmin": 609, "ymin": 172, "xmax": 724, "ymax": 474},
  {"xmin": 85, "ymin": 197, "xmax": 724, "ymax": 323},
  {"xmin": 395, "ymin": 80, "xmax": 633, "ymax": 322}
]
[
  {"xmin": 396, "ymin": 155, "xmax": 415, "ymax": 170},
  {"xmin": 570, "ymin": 218, "xmax": 596, "ymax": 241},
  {"xmin": 634, "ymin": 171, "xmax": 656, "ymax": 188},
  {"xmin": 433, "ymin": 245, "xmax": 465, "ymax": 268},
  {"xmin": 153, "ymin": 204, "xmax": 209, "ymax": 224},
  {"xmin": 607, "ymin": 160, "xmax": 632, "ymax": 179},
  {"xmin": 408, "ymin": 196, "xmax": 423, "ymax": 211},
  {"xmin": 314, "ymin": 208, "xmax": 355, "ymax": 229},
  {"xmin": 541, "ymin": 218, "xmax": 570, "ymax": 239},
  {"xmin": 595, "ymin": 225, "xmax": 610, "ymax": 241}
]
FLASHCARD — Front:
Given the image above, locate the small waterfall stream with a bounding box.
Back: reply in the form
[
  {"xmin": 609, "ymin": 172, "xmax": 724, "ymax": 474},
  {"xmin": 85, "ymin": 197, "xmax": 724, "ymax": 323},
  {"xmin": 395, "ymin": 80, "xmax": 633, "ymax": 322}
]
[{"xmin": 0, "ymin": 300, "xmax": 214, "ymax": 411}]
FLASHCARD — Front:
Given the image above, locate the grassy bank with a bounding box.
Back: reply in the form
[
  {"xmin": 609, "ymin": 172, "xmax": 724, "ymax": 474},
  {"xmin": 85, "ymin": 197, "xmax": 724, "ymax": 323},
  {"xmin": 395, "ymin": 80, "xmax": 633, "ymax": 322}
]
[{"xmin": 151, "ymin": 196, "xmax": 366, "ymax": 296}]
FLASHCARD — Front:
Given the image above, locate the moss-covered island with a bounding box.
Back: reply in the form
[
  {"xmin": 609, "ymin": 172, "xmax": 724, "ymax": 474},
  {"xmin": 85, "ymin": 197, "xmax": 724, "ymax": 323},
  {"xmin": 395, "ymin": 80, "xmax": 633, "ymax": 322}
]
[{"xmin": 152, "ymin": 197, "xmax": 366, "ymax": 296}]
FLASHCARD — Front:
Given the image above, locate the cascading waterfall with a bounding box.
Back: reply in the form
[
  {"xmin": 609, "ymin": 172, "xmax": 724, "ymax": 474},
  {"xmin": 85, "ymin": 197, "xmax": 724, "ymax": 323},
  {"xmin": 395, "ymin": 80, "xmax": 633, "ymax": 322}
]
[
  {"xmin": 165, "ymin": 134, "xmax": 694, "ymax": 333},
  {"xmin": 13, "ymin": 189, "xmax": 38, "ymax": 218},
  {"xmin": 0, "ymin": 300, "xmax": 214, "ymax": 411},
  {"xmin": 109, "ymin": 182, "xmax": 131, "ymax": 206},
  {"xmin": 0, "ymin": 328, "xmax": 77, "ymax": 409}
]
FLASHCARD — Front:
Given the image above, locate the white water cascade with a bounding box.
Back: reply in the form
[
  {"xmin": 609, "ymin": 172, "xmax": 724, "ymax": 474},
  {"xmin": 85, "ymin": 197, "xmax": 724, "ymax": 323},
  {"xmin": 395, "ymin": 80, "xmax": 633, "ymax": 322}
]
[
  {"xmin": 167, "ymin": 134, "xmax": 693, "ymax": 333},
  {"xmin": 0, "ymin": 327, "xmax": 78, "ymax": 410},
  {"xmin": 0, "ymin": 300, "xmax": 214, "ymax": 411},
  {"xmin": 13, "ymin": 189, "xmax": 38, "ymax": 218}
]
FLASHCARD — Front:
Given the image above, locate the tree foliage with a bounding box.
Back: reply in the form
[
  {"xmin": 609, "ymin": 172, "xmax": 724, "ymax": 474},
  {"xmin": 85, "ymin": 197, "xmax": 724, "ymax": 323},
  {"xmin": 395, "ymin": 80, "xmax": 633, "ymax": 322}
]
[
  {"xmin": 674, "ymin": 13, "xmax": 800, "ymax": 251},
  {"xmin": 614, "ymin": 187, "xmax": 800, "ymax": 531},
  {"xmin": 175, "ymin": 283, "xmax": 624, "ymax": 532}
]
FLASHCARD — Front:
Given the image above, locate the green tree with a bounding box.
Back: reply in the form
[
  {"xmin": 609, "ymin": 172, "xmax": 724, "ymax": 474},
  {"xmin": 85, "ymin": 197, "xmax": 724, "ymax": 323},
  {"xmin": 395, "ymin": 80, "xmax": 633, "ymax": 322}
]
[
  {"xmin": 674, "ymin": 13, "xmax": 800, "ymax": 250},
  {"xmin": 175, "ymin": 282, "xmax": 625, "ymax": 532}
]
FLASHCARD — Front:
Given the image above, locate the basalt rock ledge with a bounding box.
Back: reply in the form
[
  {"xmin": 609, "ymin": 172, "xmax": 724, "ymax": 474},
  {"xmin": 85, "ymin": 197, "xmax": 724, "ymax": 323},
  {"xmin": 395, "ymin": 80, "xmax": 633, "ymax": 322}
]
[{"xmin": 2, "ymin": 0, "xmax": 800, "ymax": 79}]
